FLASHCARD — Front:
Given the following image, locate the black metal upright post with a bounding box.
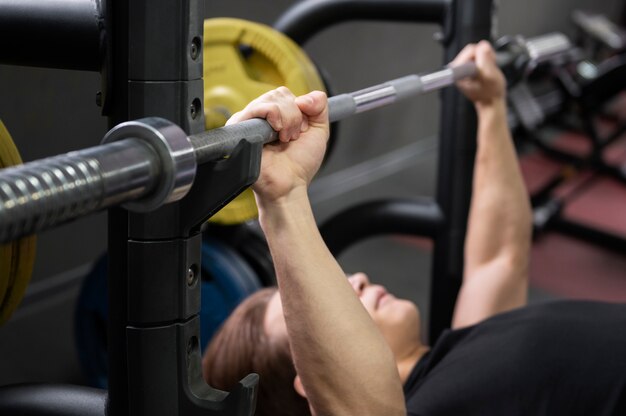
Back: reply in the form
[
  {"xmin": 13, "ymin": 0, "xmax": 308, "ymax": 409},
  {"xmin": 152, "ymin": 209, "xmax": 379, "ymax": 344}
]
[
  {"xmin": 0, "ymin": 0, "xmax": 259, "ymax": 413},
  {"xmin": 429, "ymin": 0, "xmax": 494, "ymax": 342},
  {"xmin": 106, "ymin": 1, "xmax": 205, "ymax": 415},
  {"xmin": 106, "ymin": 2, "xmax": 258, "ymax": 415}
]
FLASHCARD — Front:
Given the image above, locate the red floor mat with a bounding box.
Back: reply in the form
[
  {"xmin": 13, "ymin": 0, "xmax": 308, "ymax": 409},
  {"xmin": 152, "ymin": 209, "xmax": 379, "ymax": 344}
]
[
  {"xmin": 550, "ymin": 130, "xmax": 592, "ymax": 157},
  {"xmin": 519, "ymin": 136, "xmax": 626, "ymax": 302},
  {"xmin": 531, "ymin": 233, "xmax": 626, "ymax": 302},
  {"xmin": 563, "ymin": 176, "xmax": 626, "ymax": 235},
  {"xmin": 603, "ymin": 133, "xmax": 626, "ymax": 165},
  {"xmin": 520, "ymin": 152, "xmax": 564, "ymax": 195}
]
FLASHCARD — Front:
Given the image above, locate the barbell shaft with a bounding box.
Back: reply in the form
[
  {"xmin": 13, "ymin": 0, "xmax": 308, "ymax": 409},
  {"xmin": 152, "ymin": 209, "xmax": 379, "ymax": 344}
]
[
  {"xmin": 191, "ymin": 119, "xmax": 277, "ymax": 165},
  {"xmin": 327, "ymin": 63, "xmax": 477, "ymax": 123},
  {"xmin": 190, "ymin": 62, "xmax": 475, "ymax": 159},
  {"xmin": 0, "ymin": 32, "xmax": 573, "ymax": 243}
]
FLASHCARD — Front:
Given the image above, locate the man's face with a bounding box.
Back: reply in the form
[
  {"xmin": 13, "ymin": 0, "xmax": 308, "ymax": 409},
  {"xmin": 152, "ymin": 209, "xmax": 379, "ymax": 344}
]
[{"xmin": 263, "ymin": 273, "xmax": 422, "ymax": 357}]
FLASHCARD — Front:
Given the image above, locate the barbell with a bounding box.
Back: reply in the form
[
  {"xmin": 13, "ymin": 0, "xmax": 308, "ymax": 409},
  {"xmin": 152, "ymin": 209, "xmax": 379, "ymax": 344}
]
[
  {"xmin": 0, "ymin": 31, "xmax": 572, "ymax": 245},
  {"xmin": 0, "ymin": 28, "xmax": 571, "ymax": 324}
]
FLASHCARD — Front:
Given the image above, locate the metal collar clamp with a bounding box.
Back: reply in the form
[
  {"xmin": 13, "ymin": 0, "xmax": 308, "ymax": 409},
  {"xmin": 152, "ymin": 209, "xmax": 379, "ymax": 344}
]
[{"xmin": 102, "ymin": 117, "xmax": 197, "ymax": 212}]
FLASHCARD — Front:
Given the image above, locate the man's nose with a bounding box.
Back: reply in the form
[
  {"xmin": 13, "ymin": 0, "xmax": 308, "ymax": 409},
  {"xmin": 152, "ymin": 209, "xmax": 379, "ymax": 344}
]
[{"xmin": 347, "ymin": 273, "xmax": 370, "ymax": 296}]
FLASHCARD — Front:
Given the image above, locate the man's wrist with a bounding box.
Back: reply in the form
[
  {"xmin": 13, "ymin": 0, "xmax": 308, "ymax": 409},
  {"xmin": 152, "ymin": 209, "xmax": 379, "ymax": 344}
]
[
  {"xmin": 475, "ymin": 97, "xmax": 507, "ymax": 118},
  {"xmin": 255, "ymin": 184, "xmax": 309, "ymax": 208},
  {"xmin": 255, "ymin": 185, "xmax": 312, "ymax": 227}
]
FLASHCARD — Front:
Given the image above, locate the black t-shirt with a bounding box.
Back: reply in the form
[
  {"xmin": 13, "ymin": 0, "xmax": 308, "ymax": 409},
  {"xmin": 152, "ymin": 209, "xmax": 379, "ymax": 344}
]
[{"xmin": 404, "ymin": 301, "xmax": 626, "ymax": 416}]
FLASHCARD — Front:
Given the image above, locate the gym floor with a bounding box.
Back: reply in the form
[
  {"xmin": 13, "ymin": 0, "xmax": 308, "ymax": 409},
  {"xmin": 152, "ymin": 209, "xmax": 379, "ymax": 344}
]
[{"xmin": 1, "ymin": 0, "xmax": 625, "ymax": 387}]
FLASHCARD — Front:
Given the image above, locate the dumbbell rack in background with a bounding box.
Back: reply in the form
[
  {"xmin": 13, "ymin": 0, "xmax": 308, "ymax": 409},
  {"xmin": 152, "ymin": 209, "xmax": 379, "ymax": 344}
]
[{"xmin": 0, "ymin": 0, "xmax": 494, "ymax": 415}]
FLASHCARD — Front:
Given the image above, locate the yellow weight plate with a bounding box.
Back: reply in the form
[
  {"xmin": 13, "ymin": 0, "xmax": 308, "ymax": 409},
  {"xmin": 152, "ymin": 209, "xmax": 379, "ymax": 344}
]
[
  {"xmin": 0, "ymin": 236, "xmax": 36, "ymax": 324},
  {"xmin": 0, "ymin": 120, "xmax": 37, "ymax": 325},
  {"xmin": 203, "ymin": 18, "xmax": 326, "ymax": 224}
]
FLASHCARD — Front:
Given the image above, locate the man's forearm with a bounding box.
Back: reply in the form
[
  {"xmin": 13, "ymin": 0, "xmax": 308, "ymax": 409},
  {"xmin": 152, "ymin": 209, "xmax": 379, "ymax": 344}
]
[
  {"xmin": 453, "ymin": 99, "xmax": 532, "ymax": 328},
  {"xmin": 466, "ymin": 100, "xmax": 532, "ymax": 273},
  {"xmin": 257, "ymin": 189, "xmax": 405, "ymax": 416}
]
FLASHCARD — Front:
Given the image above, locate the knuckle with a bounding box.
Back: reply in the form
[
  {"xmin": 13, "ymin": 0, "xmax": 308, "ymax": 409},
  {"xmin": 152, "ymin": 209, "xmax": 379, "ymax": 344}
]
[
  {"xmin": 315, "ymin": 90, "xmax": 327, "ymax": 100},
  {"xmin": 276, "ymin": 86, "xmax": 293, "ymax": 96},
  {"xmin": 268, "ymin": 103, "xmax": 280, "ymax": 114}
]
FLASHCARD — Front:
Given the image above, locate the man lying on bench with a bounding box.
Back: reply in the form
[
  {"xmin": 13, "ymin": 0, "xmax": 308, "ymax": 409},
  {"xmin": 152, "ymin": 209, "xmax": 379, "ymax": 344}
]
[{"xmin": 202, "ymin": 42, "xmax": 626, "ymax": 416}]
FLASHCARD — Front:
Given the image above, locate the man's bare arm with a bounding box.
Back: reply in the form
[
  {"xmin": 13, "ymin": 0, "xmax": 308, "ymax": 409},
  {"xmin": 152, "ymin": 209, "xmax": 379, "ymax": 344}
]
[
  {"xmin": 451, "ymin": 42, "xmax": 533, "ymax": 329},
  {"xmin": 258, "ymin": 188, "xmax": 405, "ymax": 416},
  {"xmin": 235, "ymin": 88, "xmax": 405, "ymax": 415}
]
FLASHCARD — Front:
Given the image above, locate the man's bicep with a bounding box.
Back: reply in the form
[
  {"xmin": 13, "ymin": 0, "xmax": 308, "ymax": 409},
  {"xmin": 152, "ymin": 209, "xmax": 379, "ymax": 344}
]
[{"xmin": 452, "ymin": 257, "xmax": 528, "ymax": 329}]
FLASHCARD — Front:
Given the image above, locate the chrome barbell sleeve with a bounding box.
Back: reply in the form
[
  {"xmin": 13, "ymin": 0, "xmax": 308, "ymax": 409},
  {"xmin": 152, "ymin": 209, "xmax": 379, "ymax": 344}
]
[
  {"xmin": 0, "ymin": 139, "xmax": 158, "ymax": 243},
  {"xmin": 0, "ymin": 118, "xmax": 196, "ymax": 243}
]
